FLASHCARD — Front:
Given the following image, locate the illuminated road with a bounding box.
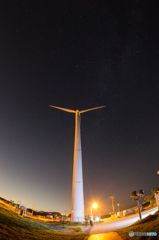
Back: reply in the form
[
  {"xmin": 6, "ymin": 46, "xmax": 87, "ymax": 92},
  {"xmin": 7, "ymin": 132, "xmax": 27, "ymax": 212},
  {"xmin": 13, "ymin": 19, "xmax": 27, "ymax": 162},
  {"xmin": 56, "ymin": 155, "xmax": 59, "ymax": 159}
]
[
  {"xmin": 84, "ymin": 207, "xmax": 158, "ymax": 235},
  {"xmin": 84, "ymin": 232, "xmax": 123, "ymax": 240}
]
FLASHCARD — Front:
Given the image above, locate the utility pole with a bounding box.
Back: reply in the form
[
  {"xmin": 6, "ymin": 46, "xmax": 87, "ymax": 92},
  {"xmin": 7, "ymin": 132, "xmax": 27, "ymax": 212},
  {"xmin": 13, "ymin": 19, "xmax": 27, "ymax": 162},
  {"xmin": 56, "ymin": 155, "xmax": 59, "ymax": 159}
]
[
  {"xmin": 110, "ymin": 196, "xmax": 115, "ymax": 214},
  {"xmin": 32, "ymin": 203, "xmax": 34, "ymax": 216},
  {"xmin": 99, "ymin": 205, "xmax": 101, "ymax": 219}
]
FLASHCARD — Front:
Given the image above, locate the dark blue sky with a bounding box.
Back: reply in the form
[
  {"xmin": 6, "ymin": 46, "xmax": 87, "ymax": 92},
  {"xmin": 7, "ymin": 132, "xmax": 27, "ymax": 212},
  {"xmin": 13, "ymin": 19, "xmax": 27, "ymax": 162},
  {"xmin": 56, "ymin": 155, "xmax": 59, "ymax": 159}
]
[{"xmin": 0, "ymin": 0, "xmax": 159, "ymax": 215}]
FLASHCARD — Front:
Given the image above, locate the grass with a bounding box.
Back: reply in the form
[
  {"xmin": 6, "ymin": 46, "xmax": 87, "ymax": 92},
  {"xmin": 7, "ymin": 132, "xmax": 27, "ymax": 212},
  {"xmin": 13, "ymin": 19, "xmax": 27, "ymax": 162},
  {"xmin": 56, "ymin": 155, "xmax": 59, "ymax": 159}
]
[
  {"xmin": 30, "ymin": 215, "xmax": 102, "ymax": 229},
  {"xmin": 51, "ymin": 221, "xmax": 103, "ymax": 227},
  {"xmin": 116, "ymin": 210, "xmax": 159, "ymax": 240},
  {"xmin": 1, "ymin": 199, "xmax": 158, "ymax": 240},
  {"xmin": 43, "ymin": 221, "xmax": 86, "ymax": 233},
  {"xmin": 0, "ymin": 200, "xmax": 87, "ymax": 240}
]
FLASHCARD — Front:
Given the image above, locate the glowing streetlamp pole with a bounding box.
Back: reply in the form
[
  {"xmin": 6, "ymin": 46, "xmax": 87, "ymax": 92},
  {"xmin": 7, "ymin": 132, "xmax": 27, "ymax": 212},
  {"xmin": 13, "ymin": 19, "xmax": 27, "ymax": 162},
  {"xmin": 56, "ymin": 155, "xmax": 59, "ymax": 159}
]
[
  {"xmin": 90, "ymin": 203, "xmax": 97, "ymax": 215},
  {"xmin": 117, "ymin": 204, "xmax": 120, "ymax": 212},
  {"xmin": 50, "ymin": 105, "xmax": 105, "ymax": 222}
]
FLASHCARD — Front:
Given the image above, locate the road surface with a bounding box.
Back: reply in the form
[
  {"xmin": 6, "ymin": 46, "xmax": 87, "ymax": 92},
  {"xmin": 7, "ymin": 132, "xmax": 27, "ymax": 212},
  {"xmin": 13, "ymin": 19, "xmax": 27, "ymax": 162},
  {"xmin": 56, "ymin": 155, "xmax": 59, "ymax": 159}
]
[
  {"xmin": 84, "ymin": 232, "xmax": 123, "ymax": 240},
  {"xmin": 84, "ymin": 207, "xmax": 158, "ymax": 235}
]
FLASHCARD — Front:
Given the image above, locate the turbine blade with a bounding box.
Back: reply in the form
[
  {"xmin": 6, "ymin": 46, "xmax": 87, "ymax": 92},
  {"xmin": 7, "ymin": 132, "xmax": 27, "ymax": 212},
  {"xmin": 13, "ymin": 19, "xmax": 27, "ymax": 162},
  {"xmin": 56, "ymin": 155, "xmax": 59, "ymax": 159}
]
[
  {"xmin": 49, "ymin": 105, "xmax": 76, "ymax": 113},
  {"xmin": 80, "ymin": 106, "xmax": 106, "ymax": 113}
]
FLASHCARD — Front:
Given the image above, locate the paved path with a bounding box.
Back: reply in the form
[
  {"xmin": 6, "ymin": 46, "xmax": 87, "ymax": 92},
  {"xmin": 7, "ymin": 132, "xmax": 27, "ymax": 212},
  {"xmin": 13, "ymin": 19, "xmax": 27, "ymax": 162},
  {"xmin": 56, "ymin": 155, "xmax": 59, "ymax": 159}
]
[
  {"xmin": 84, "ymin": 232, "xmax": 123, "ymax": 240},
  {"xmin": 84, "ymin": 207, "xmax": 158, "ymax": 235}
]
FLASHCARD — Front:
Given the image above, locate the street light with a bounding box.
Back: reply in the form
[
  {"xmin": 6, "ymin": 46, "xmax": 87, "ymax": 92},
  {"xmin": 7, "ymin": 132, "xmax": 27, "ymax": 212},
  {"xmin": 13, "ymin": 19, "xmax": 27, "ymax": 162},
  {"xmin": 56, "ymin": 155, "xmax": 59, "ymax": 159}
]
[
  {"xmin": 117, "ymin": 204, "xmax": 120, "ymax": 212},
  {"xmin": 90, "ymin": 203, "xmax": 97, "ymax": 215},
  {"xmin": 92, "ymin": 203, "xmax": 97, "ymax": 208},
  {"xmin": 130, "ymin": 189, "xmax": 144, "ymax": 219}
]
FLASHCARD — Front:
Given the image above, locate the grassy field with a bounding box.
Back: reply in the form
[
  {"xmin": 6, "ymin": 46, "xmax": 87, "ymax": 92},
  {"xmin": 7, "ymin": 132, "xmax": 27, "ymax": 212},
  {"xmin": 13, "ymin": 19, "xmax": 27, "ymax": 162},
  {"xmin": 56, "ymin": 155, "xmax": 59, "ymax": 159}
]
[
  {"xmin": 0, "ymin": 200, "xmax": 87, "ymax": 240},
  {"xmin": 116, "ymin": 210, "xmax": 159, "ymax": 240},
  {"xmin": 1, "ymin": 199, "xmax": 159, "ymax": 240}
]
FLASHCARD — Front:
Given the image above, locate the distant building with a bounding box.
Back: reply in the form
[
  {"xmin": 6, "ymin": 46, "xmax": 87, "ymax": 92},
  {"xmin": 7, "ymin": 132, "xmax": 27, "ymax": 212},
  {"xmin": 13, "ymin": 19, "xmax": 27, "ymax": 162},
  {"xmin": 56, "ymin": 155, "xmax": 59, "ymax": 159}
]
[
  {"xmin": 46, "ymin": 215, "xmax": 53, "ymax": 219},
  {"xmin": 26, "ymin": 211, "xmax": 32, "ymax": 216}
]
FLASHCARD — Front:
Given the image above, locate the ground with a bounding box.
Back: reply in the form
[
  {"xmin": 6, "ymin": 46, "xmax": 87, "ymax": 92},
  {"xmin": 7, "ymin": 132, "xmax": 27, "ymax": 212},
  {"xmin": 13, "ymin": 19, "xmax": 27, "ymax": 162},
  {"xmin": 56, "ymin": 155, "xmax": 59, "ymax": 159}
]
[
  {"xmin": 0, "ymin": 200, "xmax": 159, "ymax": 240},
  {"xmin": 0, "ymin": 200, "xmax": 87, "ymax": 240},
  {"xmin": 116, "ymin": 210, "xmax": 159, "ymax": 240}
]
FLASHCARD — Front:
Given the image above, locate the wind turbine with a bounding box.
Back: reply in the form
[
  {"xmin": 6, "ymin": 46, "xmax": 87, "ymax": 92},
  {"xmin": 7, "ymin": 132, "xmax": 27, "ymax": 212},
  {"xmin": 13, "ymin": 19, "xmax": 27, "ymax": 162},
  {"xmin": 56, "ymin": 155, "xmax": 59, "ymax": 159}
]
[{"xmin": 50, "ymin": 105, "xmax": 106, "ymax": 222}]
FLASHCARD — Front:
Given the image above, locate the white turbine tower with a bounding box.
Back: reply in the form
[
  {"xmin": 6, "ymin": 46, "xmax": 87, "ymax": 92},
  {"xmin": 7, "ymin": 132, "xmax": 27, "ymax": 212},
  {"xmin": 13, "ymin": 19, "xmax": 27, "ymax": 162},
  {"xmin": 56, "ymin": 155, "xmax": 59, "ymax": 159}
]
[{"xmin": 50, "ymin": 105, "xmax": 106, "ymax": 222}]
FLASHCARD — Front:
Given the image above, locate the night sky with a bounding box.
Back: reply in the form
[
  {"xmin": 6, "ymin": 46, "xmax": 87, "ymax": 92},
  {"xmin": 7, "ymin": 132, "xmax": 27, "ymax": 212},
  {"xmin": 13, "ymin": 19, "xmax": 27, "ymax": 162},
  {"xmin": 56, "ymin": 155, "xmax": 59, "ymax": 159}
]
[{"xmin": 0, "ymin": 1, "xmax": 159, "ymax": 216}]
